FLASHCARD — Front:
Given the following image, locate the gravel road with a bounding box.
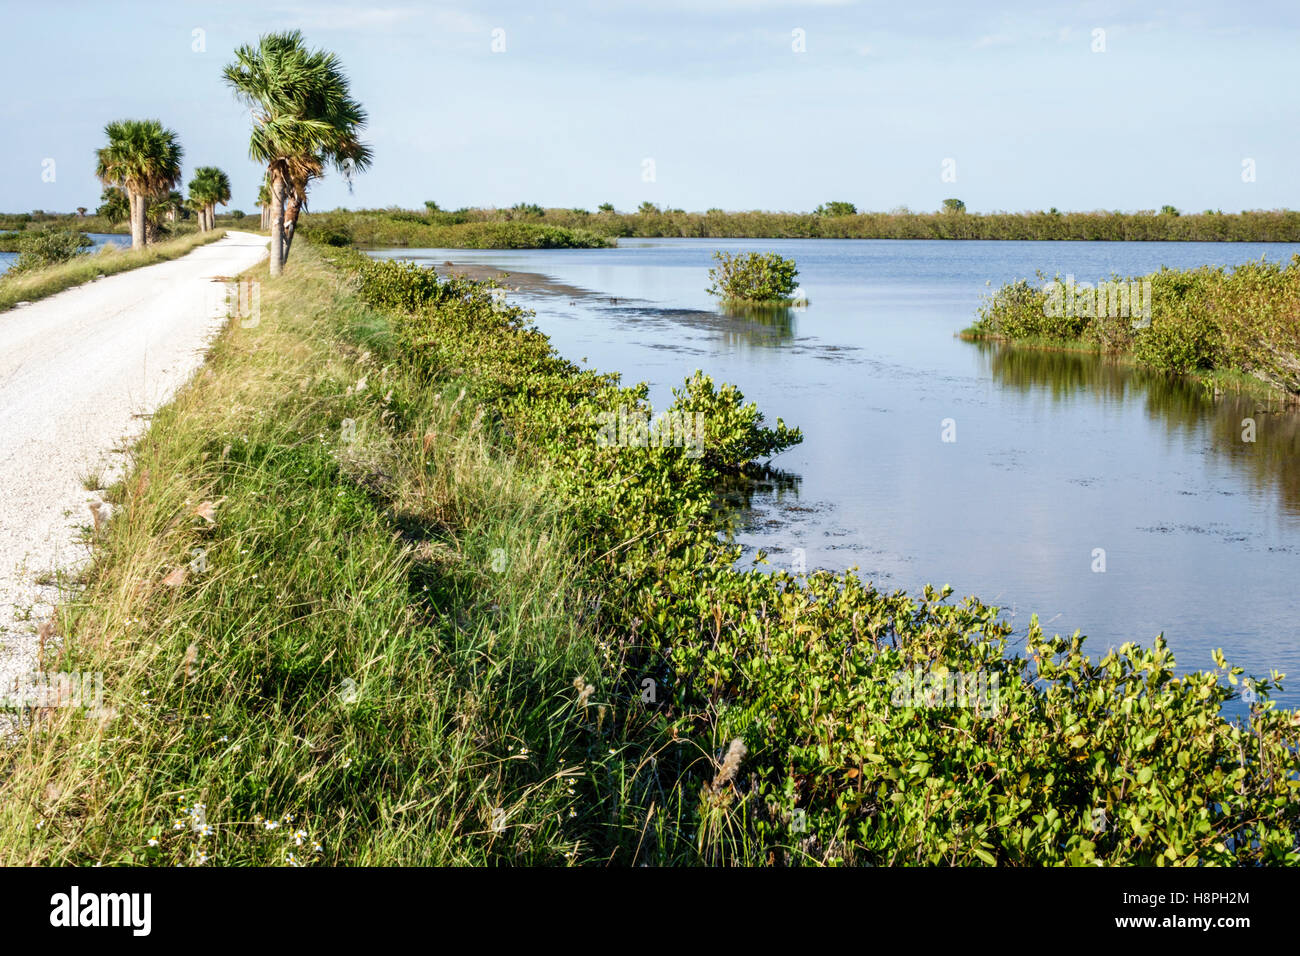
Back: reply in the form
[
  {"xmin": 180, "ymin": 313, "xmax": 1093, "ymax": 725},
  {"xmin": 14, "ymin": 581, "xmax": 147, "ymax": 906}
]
[{"xmin": 0, "ymin": 231, "xmax": 267, "ymax": 706}]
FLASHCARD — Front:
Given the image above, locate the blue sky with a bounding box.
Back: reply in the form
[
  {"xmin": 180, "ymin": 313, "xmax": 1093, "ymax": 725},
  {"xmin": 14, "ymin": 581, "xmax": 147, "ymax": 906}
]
[{"xmin": 5, "ymin": 0, "xmax": 1299, "ymax": 214}]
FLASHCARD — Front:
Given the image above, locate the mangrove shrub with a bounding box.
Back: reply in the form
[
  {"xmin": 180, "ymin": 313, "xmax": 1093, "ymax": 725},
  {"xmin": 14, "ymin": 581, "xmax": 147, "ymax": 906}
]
[{"xmin": 706, "ymin": 251, "xmax": 800, "ymax": 303}]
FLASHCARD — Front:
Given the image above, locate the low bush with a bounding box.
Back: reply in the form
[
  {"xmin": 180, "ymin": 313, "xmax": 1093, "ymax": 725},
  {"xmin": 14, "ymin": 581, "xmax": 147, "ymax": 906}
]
[
  {"xmin": 8, "ymin": 227, "xmax": 91, "ymax": 274},
  {"xmin": 969, "ymin": 258, "xmax": 1300, "ymax": 396},
  {"xmin": 706, "ymin": 251, "xmax": 800, "ymax": 303}
]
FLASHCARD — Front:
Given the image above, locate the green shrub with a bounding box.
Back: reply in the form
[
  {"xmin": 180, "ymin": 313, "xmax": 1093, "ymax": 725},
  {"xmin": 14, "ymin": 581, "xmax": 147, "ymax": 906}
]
[
  {"xmin": 706, "ymin": 251, "xmax": 800, "ymax": 303},
  {"xmin": 969, "ymin": 277, "xmax": 1087, "ymax": 340},
  {"xmin": 972, "ymin": 259, "xmax": 1300, "ymax": 396},
  {"xmin": 6, "ymin": 227, "xmax": 91, "ymax": 275}
]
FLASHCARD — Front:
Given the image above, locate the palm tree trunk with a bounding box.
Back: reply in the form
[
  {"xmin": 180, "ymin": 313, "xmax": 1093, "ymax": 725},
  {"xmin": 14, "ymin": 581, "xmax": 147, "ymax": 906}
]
[
  {"xmin": 269, "ymin": 177, "xmax": 286, "ymax": 277},
  {"xmin": 281, "ymin": 192, "xmax": 302, "ymax": 264},
  {"xmin": 129, "ymin": 190, "xmax": 146, "ymax": 249}
]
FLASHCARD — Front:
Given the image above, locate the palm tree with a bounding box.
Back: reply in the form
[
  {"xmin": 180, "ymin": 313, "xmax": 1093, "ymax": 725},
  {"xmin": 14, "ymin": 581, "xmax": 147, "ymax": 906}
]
[
  {"xmin": 94, "ymin": 119, "xmax": 184, "ymax": 249},
  {"xmin": 189, "ymin": 166, "xmax": 232, "ymax": 231},
  {"xmin": 223, "ymin": 30, "xmax": 371, "ymax": 275},
  {"xmin": 96, "ymin": 187, "xmax": 130, "ymax": 226},
  {"xmin": 188, "ymin": 169, "xmax": 213, "ymax": 231},
  {"xmin": 256, "ymin": 179, "xmax": 272, "ymax": 231},
  {"xmin": 146, "ymin": 190, "xmax": 185, "ymax": 241}
]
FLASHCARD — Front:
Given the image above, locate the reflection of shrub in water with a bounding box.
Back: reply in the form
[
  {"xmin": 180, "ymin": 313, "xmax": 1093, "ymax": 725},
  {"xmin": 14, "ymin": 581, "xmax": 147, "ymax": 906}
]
[{"xmin": 978, "ymin": 340, "xmax": 1300, "ymax": 516}]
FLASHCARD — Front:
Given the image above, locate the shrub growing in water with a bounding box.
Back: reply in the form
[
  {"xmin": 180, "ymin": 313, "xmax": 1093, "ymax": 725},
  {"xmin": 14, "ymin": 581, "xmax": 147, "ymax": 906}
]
[{"xmin": 706, "ymin": 251, "xmax": 800, "ymax": 303}]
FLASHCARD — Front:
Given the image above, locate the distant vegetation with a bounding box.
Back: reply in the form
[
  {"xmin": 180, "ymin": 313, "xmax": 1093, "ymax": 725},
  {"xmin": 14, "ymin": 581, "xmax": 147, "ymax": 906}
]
[
  {"xmin": 966, "ymin": 257, "xmax": 1300, "ymax": 398},
  {"xmin": 297, "ymin": 209, "xmax": 613, "ymax": 249},
  {"xmin": 9, "ymin": 203, "xmax": 1300, "ymax": 247},
  {"xmin": 290, "ymin": 204, "xmax": 1300, "ymax": 245}
]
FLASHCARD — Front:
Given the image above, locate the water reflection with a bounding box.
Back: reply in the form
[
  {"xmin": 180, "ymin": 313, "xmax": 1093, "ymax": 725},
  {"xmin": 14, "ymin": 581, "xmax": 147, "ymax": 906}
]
[
  {"xmin": 712, "ymin": 463, "xmax": 802, "ymax": 537},
  {"xmin": 975, "ymin": 341, "xmax": 1300, "ymax": 517},
  {"xmin": 715, "ymin": 301, "xmax": 799, "ymax": 347}
]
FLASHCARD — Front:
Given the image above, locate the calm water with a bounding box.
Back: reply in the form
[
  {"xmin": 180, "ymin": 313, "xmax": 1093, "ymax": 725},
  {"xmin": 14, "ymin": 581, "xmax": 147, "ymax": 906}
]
[
  {"xmin": 0, "ymin": 232, "xmax": 130, "ymax": 275},
  {"xmin": 373, "ymin": 238, "xmax": 1300, "ymax": 712}
]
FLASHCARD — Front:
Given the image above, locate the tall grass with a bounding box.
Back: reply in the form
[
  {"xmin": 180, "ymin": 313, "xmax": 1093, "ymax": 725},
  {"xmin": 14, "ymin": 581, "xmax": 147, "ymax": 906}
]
[{"xmin": 0, "ymin": 230, "xmax": 230, "ymax": 313}]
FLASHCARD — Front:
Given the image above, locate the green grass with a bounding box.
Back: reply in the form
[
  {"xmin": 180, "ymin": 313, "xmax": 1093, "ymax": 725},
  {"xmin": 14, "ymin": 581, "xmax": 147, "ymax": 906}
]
[{"xmin": 0, "ymin": 230, "xmax": 231, "ymax": 313}]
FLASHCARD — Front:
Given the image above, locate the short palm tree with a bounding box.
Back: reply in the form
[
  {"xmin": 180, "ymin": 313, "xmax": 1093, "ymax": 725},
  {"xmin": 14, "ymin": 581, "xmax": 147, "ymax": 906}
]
[
  {"xmin": 96, "ymin": 187, "xmax": 130, "ymax": 226},
  {"xmin": 146, "ymin": 190, "xmax": 185, "ymax": 241},
  {"xmin": 189, "ymin": 166, "xmax": 232, "ymax": 231},
  {"xmin": 256, "ymin": 179, "xmax": 272, "ymax": 231},
  {"xmin": 223, "ymin": 30, "xmax": 371, "ymax": 275},
  {"xmin": 94, "ymin": 119, "xmax": 184, "ymax": 249}
]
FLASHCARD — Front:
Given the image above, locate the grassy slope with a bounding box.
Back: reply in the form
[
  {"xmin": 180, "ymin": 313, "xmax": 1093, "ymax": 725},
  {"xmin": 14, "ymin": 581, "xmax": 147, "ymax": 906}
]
[
  {"xmin": 0, "ymin": 230, "xmax": 230, "ymax": 313},
  {"xmin": 0, "ymin": 243, "xmax": 622, "ymax": 865}
]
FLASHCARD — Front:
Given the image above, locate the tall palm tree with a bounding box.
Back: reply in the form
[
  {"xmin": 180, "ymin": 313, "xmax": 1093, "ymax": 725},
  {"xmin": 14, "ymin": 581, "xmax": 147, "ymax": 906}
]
[
  {"xmin": 189, "ymin": 166, "xmax": 232, "ymax": 231},
  {"xmin": 94, "ymin": 120, "xmax": 184, "ymax": 249},
  {"xmin": 223, "ymin": 30, "xmax": 371, "ymax": 275}
]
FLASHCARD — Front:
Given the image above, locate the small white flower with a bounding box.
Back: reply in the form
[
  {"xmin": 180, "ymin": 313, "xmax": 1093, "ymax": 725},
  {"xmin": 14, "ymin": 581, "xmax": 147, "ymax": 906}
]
[{"xmin": 147, "ymin": 838, "xmax": 159, "ymax": 847}]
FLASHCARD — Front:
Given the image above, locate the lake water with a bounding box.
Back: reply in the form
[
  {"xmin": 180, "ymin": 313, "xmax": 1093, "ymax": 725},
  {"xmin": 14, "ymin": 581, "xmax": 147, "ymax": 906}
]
[
  {"xmin": 371, "ymin": 238, "xmax": 1300, "ymax": 712},
  {"xmin": 0, "ymin": 232, "xmax": 130, "ymax": 275}
]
